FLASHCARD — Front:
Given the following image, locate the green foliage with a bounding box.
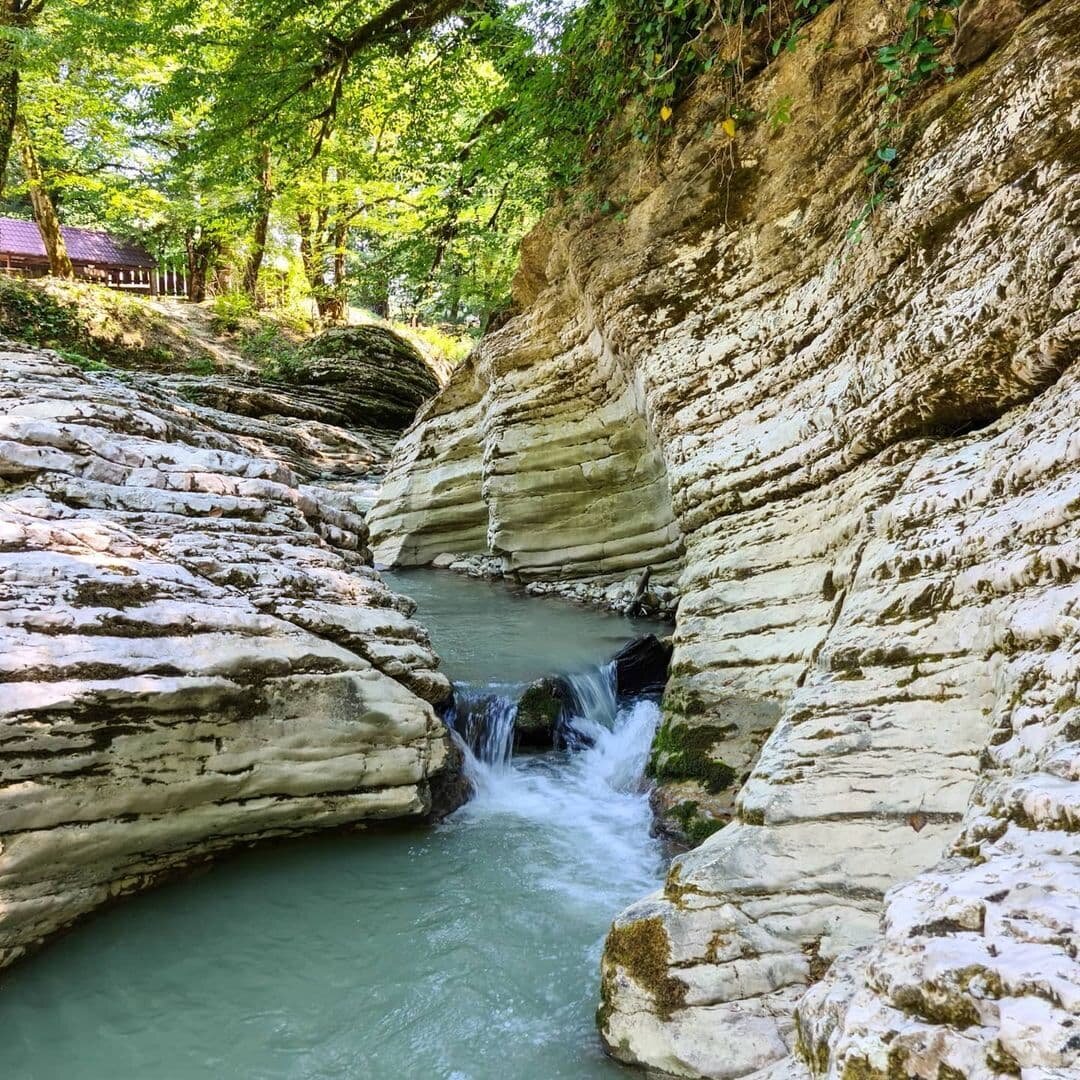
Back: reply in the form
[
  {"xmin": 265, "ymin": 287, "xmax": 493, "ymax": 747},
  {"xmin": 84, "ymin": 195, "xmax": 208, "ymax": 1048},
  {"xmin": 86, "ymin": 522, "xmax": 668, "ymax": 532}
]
[
  {"xmin": 210, "ymin": 291, "xmax": 255, "ymax": 334},
  {"xmin": 524, "ymin": 0, "xmax": 841, "ymax": 193},
  {"xmin": 848, "ymin": 0, "xmax": 961, "ymax": 243},
  {"xmin": 0, "ymin": 277, "xmax": 209, "ymax": 371},
  {"xmin": 766, "ymin": 94, "xmax": 795, "ymax": 132},
  {"xmin": 400, "ymin": 323, "xmax": 477, "ymax": 368},
  {"xmin": 0, "ymin": 275, "xmax": 82, "ymax": 349},
  {"xmin": 4, "ymin": 0, "xmax": 962, "ymax": 319},
  {"xmin": 56, "ymin": 348, "xmax": 109, "ymax": 372},
  {"xmin": 239, "ymin": 323, "xmax": 306, "ymax": 382},
  {"xmin": 185, "ymin": 356, "xmax": 216, "ymax": 376},
  {"xmin": 771, "ymin": 0, "xmax": 832, "ymax": 57}
]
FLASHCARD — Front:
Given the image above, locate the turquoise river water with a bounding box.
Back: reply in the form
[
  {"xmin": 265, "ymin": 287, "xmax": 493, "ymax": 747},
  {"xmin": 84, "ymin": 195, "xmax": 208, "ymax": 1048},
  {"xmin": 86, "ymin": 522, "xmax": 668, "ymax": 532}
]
[{"xmin": 1, "ymin": 570, "xmax": 671, "ymax": 1080}]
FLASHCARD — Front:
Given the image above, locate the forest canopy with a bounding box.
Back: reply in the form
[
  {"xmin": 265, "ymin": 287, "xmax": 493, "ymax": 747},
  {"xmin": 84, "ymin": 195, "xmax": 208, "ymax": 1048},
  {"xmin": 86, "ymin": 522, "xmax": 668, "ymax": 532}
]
[{"xmin": 0, "ymin": 0, "xmax": 959, "ymax": 328}]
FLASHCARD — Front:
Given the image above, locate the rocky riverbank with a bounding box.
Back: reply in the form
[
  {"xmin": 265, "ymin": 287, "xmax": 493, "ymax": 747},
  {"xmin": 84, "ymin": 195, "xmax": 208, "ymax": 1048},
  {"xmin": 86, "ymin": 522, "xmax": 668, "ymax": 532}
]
[
  {"xmin": 368, "ymin": 1, "xmax": 1080, "ymax": 1075},
  {"xmin": 0, "ymin": 339, "xmax": 458, "ymax": 969}
]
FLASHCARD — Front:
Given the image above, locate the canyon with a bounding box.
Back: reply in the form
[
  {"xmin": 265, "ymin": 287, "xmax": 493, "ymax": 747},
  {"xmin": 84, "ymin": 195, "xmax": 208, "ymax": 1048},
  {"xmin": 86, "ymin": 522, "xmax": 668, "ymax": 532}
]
[
  {"xmin": 368, "ymin": 1, "xmax": 1080, "ymax": 1076},
  {"xmin": 0, "ymin": 0, "xmax": 1076, "ymax": 1076}
]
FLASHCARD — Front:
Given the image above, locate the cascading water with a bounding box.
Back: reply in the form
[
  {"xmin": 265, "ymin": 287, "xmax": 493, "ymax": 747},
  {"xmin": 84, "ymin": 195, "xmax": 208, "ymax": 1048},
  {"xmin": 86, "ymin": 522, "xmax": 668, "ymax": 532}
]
[
  {"xmin": 448, "ymin": 683, "xmax": 520, "ymax": 767},
  {"xmin": 448, "ymin": 660, "xmax": 622, "ymax": 768},
  {"xmin": 560, "ymin": 662, "xmax": 619, "ymax": 749},
  {"xmin": 1, "ymin": 570, "xmax": 670, "ymax": 1080},
  {"xmin": 452, "ymin": 658, "xmax": 661, "ymax": 921}
]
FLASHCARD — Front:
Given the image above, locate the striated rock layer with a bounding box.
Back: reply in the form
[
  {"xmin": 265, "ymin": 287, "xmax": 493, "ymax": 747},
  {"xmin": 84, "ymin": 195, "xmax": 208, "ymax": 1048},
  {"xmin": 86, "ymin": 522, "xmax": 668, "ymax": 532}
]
[
  {"xmin": 370, "ymin": 1, "xmax": 1080, "ymax": 1076},
  {"xmin": 0, "ymin": 343, "xmax": 460, "ymax": 970}
]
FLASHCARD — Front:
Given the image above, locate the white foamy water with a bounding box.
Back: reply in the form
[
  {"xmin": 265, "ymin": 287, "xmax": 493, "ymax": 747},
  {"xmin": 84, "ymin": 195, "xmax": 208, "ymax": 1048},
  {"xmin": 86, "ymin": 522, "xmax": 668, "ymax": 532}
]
[{"xmin": 456, "ymin": 683, "xmax": 662, "ymax": 910}]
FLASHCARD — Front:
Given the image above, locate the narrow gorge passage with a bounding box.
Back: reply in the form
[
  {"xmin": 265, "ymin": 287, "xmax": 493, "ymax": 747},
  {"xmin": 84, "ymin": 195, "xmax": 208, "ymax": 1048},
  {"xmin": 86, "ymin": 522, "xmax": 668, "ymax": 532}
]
[{"xmin": 1, "ymin": 572, "xmax": 671, "ymax": 1080}]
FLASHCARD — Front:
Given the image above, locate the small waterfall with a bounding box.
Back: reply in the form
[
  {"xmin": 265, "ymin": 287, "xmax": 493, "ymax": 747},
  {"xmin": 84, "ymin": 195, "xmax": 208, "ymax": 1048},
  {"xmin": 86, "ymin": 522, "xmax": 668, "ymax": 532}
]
[
  {"xmin": 447, "ymin": 683, "xmax": 519, "ymax": 767},
  {"xmin": 454, "ymin": 695, "xmax": 662, "ymax": 900},
  {"xmin": 448, "ymin": 661, "xmax": 623, "ymax": 769},
  {"xmin": 560, "ymin": 662, "xmax": 617, "ymax": 749}
]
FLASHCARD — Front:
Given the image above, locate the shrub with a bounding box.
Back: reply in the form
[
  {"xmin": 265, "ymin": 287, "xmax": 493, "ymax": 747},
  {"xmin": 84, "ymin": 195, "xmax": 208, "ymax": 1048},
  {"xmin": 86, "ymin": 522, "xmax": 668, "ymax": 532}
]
[
  {"xmin": 210, "ymin": 291, "xmax": 255, "ymax": 333},
  {"xmin": 0, "ymin": 275, "xmax": 83, "ymax": 348},
  {"xmin": 186, "ymin": 356, "xmax": 216, "ymax": 375},
  {"xmin": 238, "ymin": 322, "xmax": 305, "ymax": 381},
  {"xmin": 56, "ymin": 348, "xmax": 109, "ymax": 372},
  {"xmin": 402, "ymin": 323, "xmax": 477, "ymax": 368}
]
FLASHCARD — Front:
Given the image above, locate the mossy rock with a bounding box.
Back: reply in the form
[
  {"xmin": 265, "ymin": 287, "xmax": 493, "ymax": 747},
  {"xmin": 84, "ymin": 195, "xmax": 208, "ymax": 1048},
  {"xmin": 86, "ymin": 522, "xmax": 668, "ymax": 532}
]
[
  {"xmin": 514, "ymin": 677, "xmax": 568, "ymax": 749},
  {"xmin": 647, "ymin": 719, "xmax": 737, "ymax": 794},
  {"xmin": 667, "ymin": 799, "xmax": 724, "ymax": 846},
  {"xmin": 601, "ymin": 916, "xmax": 688, "ymax": 1023},
  {"xmin": 293, "ymin": 325, "xmax": 440, "ymax": 431}
]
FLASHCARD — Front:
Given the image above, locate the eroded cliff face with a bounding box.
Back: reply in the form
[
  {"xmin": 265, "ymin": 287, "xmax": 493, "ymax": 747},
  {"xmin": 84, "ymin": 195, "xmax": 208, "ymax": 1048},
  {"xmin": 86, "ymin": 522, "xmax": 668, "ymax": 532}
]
[
  {"xmin": 0, "ymin": 344, "xmax": 459, "ymax": 969},
  {"xmin": 369, "ymin": 1, "xmax": 1079, "ymax": 1076}
]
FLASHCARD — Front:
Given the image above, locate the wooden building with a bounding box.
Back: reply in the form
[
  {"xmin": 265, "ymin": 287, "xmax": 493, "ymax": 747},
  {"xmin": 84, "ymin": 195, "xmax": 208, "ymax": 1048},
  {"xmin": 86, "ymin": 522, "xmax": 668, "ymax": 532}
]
[{"xmin": 0, "ymin": 216, "xmax": 188, "ymax": 296}]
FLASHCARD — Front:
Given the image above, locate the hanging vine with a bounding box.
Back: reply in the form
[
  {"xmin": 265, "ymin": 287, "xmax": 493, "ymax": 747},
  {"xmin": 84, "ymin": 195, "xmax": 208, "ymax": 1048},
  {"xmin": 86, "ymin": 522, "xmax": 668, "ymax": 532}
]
[{"xmin": 847, "ymin": 0, "xmax": 962, "ymax": 243}]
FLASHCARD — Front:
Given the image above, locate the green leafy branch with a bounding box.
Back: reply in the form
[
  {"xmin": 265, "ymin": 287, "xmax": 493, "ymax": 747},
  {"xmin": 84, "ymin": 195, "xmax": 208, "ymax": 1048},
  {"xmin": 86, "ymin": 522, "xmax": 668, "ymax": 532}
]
[{"xmin": 847, "ymin": 0, "xmax": 960, "ymax": 243}]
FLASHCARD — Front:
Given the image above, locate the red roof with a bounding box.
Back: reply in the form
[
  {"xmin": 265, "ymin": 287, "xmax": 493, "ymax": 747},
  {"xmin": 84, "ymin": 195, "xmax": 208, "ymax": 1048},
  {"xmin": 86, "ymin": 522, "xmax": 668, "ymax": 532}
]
[{"xmin": 0, "ymin": 216, "xmax": 154, "ymax": 269}]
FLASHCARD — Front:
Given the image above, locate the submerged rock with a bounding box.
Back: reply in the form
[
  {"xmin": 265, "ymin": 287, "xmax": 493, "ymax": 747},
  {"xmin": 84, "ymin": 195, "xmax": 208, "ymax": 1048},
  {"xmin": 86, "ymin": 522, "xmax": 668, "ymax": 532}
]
[
  {"xmin": 366, "ymin": 1, "xmax": 1080, "ymax": 1075},
  {"xmin": 0, "ymin": 343, "xmax": 462, "ymax": 970}
]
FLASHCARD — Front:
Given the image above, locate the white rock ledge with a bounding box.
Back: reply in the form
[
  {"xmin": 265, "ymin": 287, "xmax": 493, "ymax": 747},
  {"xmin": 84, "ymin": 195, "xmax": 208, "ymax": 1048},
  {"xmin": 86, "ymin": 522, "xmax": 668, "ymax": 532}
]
[{"xmin": 0, "ymin": 344, "xmax": 459, "ymax": 969}]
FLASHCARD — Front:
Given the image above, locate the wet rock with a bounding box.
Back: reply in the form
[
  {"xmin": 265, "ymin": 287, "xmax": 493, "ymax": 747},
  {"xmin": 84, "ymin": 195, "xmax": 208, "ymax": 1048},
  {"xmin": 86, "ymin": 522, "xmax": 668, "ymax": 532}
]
[
  {"xmin": 514, "ymin": 677, "xmax": 570, "ymax": 749},
  {"xmin": 613, "ymin": 635, "xmax": 673, "ymax": 698},
  {"xmin": 648, "ymin": 787, "xmax": 725, "ymax": 849},
  {"xmin": 446, "ymin": 553, "xmax": 505, "ymax": 579},
  {"xmin": 426, "ymin": 735, "xmax": 471, "ymax": 819}
]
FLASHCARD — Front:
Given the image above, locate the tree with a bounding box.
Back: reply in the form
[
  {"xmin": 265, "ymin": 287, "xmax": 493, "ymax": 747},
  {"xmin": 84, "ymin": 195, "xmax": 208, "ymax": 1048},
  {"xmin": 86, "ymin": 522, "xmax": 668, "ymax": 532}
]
[
  {"xmin": 0, "ymin": 0, "xmax": 44, "ymax": 195},
  {"xmin": 16, "ymin": 114, "xmax": 71, "ymax": 276},
  {"xmin": 242, "ymin": 145, "xmax": 273, "ymax": 298}
]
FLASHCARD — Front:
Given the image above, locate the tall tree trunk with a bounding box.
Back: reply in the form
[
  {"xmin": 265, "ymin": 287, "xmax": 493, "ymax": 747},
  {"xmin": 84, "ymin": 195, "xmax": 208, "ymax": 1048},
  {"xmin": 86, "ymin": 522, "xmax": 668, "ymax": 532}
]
[
  {"xmin": 324, "ymin": 218, "xmax": 347, "ymax": 323},
  {"xmin": 447, "ymin": 260, "xmax": 462, "ymax": 324},
  {"xmin": 298, "ymin": 206, "xmax": 336, "ymax": 323},
  {"xmin": 297, "ymin": 209, "xmax": 321, "ymax": 325},
  {"xmin": 16, "ymin": 116, "xmax": 72, "ymax": 278},
  {"xmin": 0, "ymin": 64, "xmax": 17, "ymax": 195},
  {"xmin": 242, "ymin": 144, "xmax": 273, "ymax": 300},
  {"xmin": 0, "ymin": 0, "xmax": 40, "ymax": 197},
  {"xmin": 185, "ymin": 229, "xmax": 219, "ymax": 303}
]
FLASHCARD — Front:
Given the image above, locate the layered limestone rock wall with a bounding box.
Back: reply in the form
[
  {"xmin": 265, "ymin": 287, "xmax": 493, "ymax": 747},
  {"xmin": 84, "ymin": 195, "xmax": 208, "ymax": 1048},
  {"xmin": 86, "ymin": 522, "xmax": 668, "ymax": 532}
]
[
  {"xmin": 370, "ymin": 1, "xmax": 1079, "ymax": 1076},
  {"xmin": 0, "ymin": 343, "xmax": 460, "ymax": 969},
  {"xmin": 370, "ymin": 233, "xmax": 685, "ymax": 580}
]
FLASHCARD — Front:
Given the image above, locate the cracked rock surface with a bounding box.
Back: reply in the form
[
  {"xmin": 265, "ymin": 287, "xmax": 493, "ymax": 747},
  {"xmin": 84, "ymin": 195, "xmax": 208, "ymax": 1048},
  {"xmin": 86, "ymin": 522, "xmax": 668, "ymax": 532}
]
[
  {"xmin": 0, "ymin": 343, "xmax": 457, "ymax": 969},
  {"xmin": 369, "ymin": 0, "xmax": 1079, "ymax": 1075}
]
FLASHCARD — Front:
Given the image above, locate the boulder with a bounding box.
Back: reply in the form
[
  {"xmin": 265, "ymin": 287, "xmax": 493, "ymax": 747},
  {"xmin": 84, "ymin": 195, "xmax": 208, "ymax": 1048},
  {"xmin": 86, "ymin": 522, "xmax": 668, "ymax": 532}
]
[
  {"xmin": 296, "ymin": 325, "xmax": 441, "ymax": 431},
  {"xmin": 613, "ymin": 635, "xmax": 673, "ymax": 698},
  {"xmin": 514, "ymin": 677, "xmax": 570, "ymax": 749}
]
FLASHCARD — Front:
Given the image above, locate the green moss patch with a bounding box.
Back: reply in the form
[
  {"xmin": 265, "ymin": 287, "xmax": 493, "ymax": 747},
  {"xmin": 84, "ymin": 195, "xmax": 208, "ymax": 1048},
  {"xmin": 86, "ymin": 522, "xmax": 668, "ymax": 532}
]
[
  {"xmin": 603, "ymin": 916, "xmax": 688, "ymax": 1021},
  {"xmin": 647, "ymin": 720, "xmax": 736, "ymax": 794},
  {"xmin": 668, "ymin": 799, "xmax": 724, "ymax": 845}
]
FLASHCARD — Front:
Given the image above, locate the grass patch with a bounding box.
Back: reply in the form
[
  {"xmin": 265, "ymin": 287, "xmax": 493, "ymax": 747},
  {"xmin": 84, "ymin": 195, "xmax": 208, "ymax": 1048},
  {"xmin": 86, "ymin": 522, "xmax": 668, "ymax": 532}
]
[{"xmin": 0, "ymin": 276, "xmax": 204, "ymax": 371}]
